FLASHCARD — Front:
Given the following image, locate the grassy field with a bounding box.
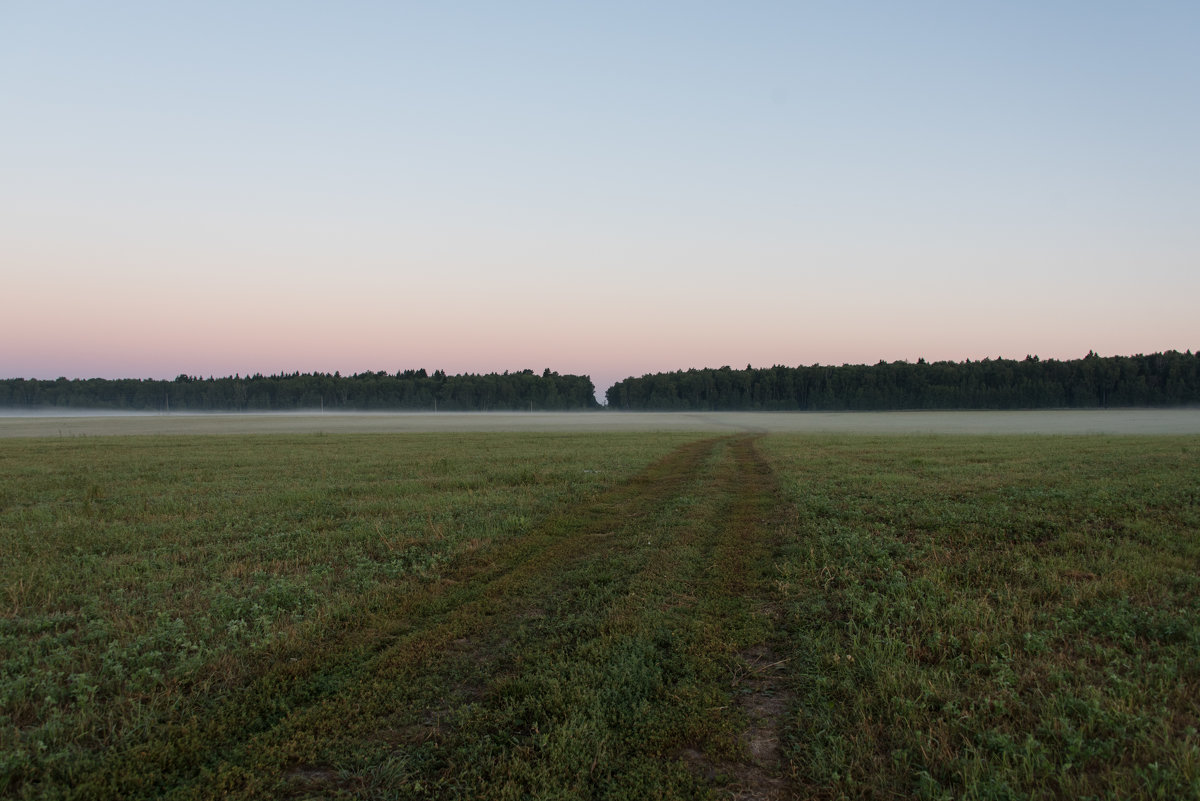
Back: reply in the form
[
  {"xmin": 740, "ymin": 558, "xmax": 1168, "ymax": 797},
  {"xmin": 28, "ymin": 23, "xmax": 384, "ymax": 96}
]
[{"xmin": 2, "ymin": 432, "xmax": 1198, "ymax": 799}]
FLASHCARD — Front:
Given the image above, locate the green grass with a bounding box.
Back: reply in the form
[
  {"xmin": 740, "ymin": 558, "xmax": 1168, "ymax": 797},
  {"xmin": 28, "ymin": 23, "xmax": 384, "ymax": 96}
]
[
  {"xmin": 2, "ymin": 432, "xmax": 1198, "ymax": 799},
  {"xmin": 0, "ymin": 432, "xmax": 704, "ymax": 798},
  {"xmin": 760, "ymin": 435, "xmax": 1200, "ymax": 799}
]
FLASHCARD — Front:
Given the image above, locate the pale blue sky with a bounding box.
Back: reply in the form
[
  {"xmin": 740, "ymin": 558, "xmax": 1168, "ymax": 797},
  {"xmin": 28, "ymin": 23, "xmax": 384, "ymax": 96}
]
[{"xmin": 3, "ymin": 2, "xmax": 1197, "ymax": 393}]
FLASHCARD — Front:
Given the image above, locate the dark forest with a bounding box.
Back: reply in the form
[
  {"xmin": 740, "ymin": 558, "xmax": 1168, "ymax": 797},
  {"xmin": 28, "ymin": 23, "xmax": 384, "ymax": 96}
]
[
  {"xmin": 605, "ymin": 351, "xmax": 1200, "ymax": 411},
  {"xmin": 4, "ymin": 352, "xmax": 1199, "ymax": 412},
  {"xmin": 0, "ymin": 369, "xmax": 599, "ymax": 412}
]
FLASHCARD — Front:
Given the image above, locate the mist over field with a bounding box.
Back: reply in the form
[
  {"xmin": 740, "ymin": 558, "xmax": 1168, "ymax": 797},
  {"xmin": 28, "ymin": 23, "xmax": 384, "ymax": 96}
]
[{"xmin": 4, "ymin": 409, "xmax": 1200, "ymax": 438}]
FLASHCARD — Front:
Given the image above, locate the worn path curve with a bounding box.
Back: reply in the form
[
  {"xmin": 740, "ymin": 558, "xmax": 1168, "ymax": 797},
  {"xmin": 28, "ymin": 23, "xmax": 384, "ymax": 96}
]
[{"xmin": 77, "ymin": 435, "xmax": 797, "ymax": 800}]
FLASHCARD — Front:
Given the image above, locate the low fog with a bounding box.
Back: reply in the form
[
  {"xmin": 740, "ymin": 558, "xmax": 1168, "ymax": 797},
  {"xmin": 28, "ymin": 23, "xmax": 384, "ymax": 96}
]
[{"xmin": 3, "ymin": 410, "xmax": 1200, "ymax": 438}]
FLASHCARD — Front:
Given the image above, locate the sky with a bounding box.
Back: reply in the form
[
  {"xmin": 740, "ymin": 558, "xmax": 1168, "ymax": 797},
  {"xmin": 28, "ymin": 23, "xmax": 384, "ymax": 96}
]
[{"xmin": 3, "ymin": 2, "xmax": 1197, "ymax": 397}]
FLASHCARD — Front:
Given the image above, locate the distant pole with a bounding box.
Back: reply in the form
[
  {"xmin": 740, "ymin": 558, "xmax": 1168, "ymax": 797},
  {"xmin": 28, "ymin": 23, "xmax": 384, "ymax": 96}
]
[
  {"xmin": 165, "ymin": 390, "xmax": 169, "ymax": 414},
  {"xmin": 434, "ymin": 398, "xmax": 438, "ymax": 413},
  {"xmin": 529, "ymin": 400, "xmax": 533, "ymax": 413}
]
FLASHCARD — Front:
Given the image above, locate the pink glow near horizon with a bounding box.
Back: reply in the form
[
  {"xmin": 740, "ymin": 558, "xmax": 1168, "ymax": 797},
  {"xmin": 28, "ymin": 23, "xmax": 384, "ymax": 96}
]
[{"xmin": 6, "ymin": 277, "xmax": 1193, "ymax": 396}]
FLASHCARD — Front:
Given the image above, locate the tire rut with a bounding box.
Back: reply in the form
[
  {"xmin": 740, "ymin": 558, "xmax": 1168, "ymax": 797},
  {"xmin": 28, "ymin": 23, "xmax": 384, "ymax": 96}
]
[
  {"xmin": 687, "ymin": 435, "xmax": 796, "ymax": 800},
  {"xmin": 84, "ymin": 437, "xmax": 728, "ymax": 799},
  {"xmin": 85, "ymin": 434, "xmax": 799, "ymax": 799}
]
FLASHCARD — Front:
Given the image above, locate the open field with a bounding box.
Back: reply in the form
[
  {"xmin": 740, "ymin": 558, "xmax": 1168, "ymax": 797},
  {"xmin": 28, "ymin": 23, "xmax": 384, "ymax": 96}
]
[
  {"xmin": 2, "ymin": 432, "xmax": 1198, "ymax": 799},
  {"xmin": 3, "ymin": 408, "xmax": 1200, "ymax": 437}
]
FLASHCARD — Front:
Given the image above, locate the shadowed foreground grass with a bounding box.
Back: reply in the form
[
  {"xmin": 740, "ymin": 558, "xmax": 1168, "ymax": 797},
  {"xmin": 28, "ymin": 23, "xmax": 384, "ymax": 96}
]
[{"xmin": 2, "ymin": 432, "xmax": 1197, "ymax": 799}]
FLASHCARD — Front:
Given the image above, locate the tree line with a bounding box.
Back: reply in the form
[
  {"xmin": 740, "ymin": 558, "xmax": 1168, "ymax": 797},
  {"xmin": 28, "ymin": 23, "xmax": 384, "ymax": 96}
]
[
  {"xmin": 6, "ymin": 352, "xmax": 1199, "ymax": 412},
  {"xmin": 0, "ymin": 369, "xmax": 600, "ymax": 412},
  {"xmin": 605, "ymin": 351, "xmax": 1200, "ymax": 411}
]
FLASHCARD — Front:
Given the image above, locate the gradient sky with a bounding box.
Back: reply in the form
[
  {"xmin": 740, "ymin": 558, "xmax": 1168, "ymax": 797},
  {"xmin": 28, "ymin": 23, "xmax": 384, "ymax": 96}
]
[{"xmin": 4, "ymin": 2, "xmax": 1198, "ymax": 396}]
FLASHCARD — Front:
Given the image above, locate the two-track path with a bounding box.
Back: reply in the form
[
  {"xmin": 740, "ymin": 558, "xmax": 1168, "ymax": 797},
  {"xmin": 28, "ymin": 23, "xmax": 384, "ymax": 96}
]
[{"xmin": 81, "ymin": 435, "xmax": 796, "ymax": 800}]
